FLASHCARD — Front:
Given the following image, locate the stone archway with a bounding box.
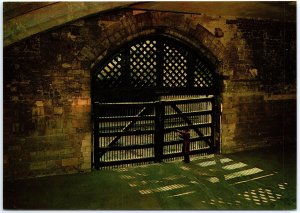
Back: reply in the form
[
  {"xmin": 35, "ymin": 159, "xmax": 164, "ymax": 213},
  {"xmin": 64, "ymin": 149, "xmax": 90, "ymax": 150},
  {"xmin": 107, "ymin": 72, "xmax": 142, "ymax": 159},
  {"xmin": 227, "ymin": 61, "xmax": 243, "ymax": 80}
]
[
  {"xmin": 91, "ymin": 29, "xmax": 223, "ymax": 168},
  {"xmin": 80, "ymin": 11, "xmax": 226, "ymax": 72}
]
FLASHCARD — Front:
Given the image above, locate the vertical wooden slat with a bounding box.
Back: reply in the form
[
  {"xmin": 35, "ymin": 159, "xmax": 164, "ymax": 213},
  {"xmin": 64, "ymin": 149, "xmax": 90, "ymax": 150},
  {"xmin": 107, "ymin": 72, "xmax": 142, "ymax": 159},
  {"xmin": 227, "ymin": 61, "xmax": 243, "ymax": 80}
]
[{"xmin": 154, "ymin": 101, "xmax": 164, "ymax": 162}]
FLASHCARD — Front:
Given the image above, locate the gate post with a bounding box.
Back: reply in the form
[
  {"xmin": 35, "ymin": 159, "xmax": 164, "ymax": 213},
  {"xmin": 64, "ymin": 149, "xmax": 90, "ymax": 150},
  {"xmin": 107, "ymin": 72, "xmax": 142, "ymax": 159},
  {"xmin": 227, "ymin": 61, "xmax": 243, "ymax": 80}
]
[
  {"xmin": 93, "ymin": 113, "xmax": 100, "ymax": 170},
  {"xmin": 211, "ymin": 97, "xmax": 217, "ymax": 153},
  {"xmin": 214, "ymin": 96, "xmax": 221, "ymax": 154},
  {"xmin": 154, "ymin": 101, "xmax": 164, "ymax": 162}
]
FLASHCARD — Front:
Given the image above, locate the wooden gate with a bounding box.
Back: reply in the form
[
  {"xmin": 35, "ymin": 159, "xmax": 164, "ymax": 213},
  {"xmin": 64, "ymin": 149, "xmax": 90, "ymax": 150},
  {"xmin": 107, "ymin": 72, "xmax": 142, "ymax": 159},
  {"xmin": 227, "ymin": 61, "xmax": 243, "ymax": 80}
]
[
  {"xmin": 92, "ymin": 35, "xmax": 219, "ymax": 169},
  {"xmin": 93, "ymin": 101, "xmax": 157, "ymax": 169},
  {"xmin": 161, "ymin": 95, "xmax": 215, "ymax": 160},
  {"xmin": 93, "ymin": 95, "xmax": 216, "ymax": 169}
]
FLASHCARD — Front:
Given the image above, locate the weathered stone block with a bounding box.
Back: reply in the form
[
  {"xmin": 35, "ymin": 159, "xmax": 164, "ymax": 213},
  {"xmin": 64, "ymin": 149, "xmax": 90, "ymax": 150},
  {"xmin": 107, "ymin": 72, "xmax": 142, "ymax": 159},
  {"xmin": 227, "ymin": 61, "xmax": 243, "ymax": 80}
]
[
  {"xmin": 32, "ymin": 107, "xmax": 45, "ymax": 117},
  {"xmin": 80, "ymin": 162, "xmax": 91, "ymax": 171},
  {"xmin": 222, "ymin": 113, "xmax": 238, "ymax": 124},
  {"xmin": 72, "ymin": 106, "xmax": 90, "ymax": 114},
  {"xmin": 77, "ymin": 98, "xmax": 90, "ymax": 106},
  {"xmin": 61, "ymin": 147, "xmax": 75, "ymax": 155},
  {"xmin": 62, "ymin": 157, "xmax": 79, "ymax": 166},
  {"xmin": 53, "ymin": 107, "xmax": 63, "ymax": 115},
  {"xmin": 46, "ymin": 160, "xmax": 57, "ymax": 169},
  {"xmin": 62, "ymin": 63, "xmax": 72, "ymax": 68},
  {"xmin": 35, "ymin": 101, "xmax": 44, "ymax": 107},
  {"xmin": 30, "ymin": 161, "xmax": 47, "ymax": 170},
  {"xmin": 81, "ymin": 139, "xmax": 90, "ymax": 148},
  {"xmin": 80, "ymin": 46, "xmax": 96, "ymax": 60},
  {"xmin": 82, "ymin": 149, "xmax": 91, "ymax": 157}
]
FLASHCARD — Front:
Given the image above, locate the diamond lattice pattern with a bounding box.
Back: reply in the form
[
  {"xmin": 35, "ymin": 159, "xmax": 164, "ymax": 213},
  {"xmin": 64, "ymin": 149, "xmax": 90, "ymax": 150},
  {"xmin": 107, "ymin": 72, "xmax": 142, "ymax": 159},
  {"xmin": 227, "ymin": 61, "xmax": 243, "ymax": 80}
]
[
  {"xmin": 129, "ymin": 40, "xmax": 157, "ymax": 87},
  {"xmin": 194, "ymin": 58, "xmax": 214, "ymax": 87},
  {"xmin": 95, "ymin": 38, "xmax": 214, "ymax": 89},
  {"xmin": 96, "ymin": 53, "xmax": 123, "ymax": 88},
  {"xmin": 163, "ymin": 44, "xmax": 188, "ymax": 87}
]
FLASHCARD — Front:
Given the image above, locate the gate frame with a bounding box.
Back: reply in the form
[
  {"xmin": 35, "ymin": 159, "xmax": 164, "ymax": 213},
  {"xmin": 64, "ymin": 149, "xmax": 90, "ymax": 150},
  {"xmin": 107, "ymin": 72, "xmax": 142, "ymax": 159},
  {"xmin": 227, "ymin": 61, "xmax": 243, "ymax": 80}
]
[{"xmin": 91, "ymin": 34, "xmax": 222, "ymax": 169}]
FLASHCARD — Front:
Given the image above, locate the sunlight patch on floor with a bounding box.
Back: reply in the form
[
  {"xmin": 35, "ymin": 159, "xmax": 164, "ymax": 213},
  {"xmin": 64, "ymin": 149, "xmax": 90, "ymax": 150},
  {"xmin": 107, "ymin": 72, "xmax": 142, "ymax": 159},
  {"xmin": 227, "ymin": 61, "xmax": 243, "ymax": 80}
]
[
  {"xmin": 208, "ymin": 177, "xmax": 220, "ymax": 183},
  {"xmin": 192, "ymin": 154, "xmax": 215, "ymax": 160},
  {"xmin": 222, "ymin": 162, "xmax": 247, "ymax": 170},
  {"xmin": 238, "ymin": 187, "xmax": 283, "ymax": 205},
  {"xmin": 198, "ymin": 160, "xmax": 216, "ymax": 167},
  {"xmin": 139, "ymin": 184, "xmax": 188, "ymax": 194},
  {"xmin": 120, "ymin": 175, "xmax": 136, "ymax": 180},
  {"xmin": 225, "ymin": 168, "xmax": 263, "ymax": 180},
  {"xmin": 180, "ymin": 165, "xmax": 191, "ymax": 170},
  {"xmin": 134, "ymin": 172, "xmax": 148, "ymax": 176},
  {"xmin": 128, "ymin": 180, "xmax": 162, "ymax": 187},
  {"xmin": 232, "ymin": 173, "xmax": 275, "ymax": 185},
  {"xmin": 168, "ymin": 191, "xmax": 195, "ymax": 197},
  {"xmin": 220, "ymin": 158, "xmax": 233, "ymax": 164},
  {"xmin": 128, "ymin": 180, "xmax": 147, "ymax": 187},
  {"xmin": 118, "ymin": 153, "xmax": 290, "ymax": 210},
  {"xmin": 163, "ymin": 175, "xmax": 183, "ymax": 181},
  {"xmin": 115, "ymin": 168, "xmax": 129, "ymax": 172},
  {"xmin": 278, "ymin": 182, "xmax": 288, "ymax": 190},
  {"xmin": 199, "ymin": 197, "xmax": 241, "ymax": 206}
]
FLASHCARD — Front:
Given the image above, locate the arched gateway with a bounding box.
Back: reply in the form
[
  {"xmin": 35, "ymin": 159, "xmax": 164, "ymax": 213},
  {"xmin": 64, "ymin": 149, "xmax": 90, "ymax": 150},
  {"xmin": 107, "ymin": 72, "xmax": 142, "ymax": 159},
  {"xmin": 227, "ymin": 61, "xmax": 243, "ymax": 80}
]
[{"xmin": 92, "ymin": 35, "xmax": 220, "ymax": 169}]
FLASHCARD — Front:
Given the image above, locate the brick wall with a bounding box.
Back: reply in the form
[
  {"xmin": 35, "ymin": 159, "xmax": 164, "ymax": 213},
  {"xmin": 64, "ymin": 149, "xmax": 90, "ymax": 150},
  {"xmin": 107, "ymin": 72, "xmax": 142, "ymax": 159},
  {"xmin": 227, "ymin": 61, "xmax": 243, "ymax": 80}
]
[{"xmin": 3, "ymin": 9, "xmax": 296, "ymax": 179}]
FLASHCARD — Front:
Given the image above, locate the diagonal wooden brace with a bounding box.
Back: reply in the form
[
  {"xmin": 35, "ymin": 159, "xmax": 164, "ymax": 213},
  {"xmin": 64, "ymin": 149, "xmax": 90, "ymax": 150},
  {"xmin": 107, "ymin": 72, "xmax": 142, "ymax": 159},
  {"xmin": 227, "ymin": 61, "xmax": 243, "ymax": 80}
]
[
  {"xmin": 99, "ymin": 106, "xmax": 150, "ymax": 158},
  {"xmin": 170, "ymin": 104, "xmax": 212, "ymax": 148}
]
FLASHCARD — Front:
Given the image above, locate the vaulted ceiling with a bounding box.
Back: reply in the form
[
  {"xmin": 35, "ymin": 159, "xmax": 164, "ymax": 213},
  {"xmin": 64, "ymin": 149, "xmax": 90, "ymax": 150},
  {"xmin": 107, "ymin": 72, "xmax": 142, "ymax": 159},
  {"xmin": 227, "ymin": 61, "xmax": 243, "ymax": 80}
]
[{"xmin": 4, "ymin": 1, "xmax": 296, "ymax": 47}]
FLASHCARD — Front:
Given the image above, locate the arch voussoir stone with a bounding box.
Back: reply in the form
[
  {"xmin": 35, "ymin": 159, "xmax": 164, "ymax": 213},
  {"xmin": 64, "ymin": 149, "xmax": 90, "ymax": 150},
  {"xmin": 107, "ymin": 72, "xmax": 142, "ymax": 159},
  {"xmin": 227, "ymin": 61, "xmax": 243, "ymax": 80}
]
[{"xmin": 88, "ymin": 11, "xmax": 225, "ymax": 71}]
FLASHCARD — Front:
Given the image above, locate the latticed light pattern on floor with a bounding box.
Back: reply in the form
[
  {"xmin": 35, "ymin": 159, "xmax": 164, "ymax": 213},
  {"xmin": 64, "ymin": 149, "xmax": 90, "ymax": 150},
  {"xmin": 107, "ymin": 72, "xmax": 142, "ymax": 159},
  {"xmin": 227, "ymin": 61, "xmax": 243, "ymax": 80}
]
[
  {"xmin": 239, "ymin": 185, "xmax": 286, "ymax": 205},
  {"xmin": 94, "ymin": 37, "xmax": 215, "ymax": 90},
  {"xmin": 222, "ymin": 162, "xmax": 247, "ymax": 170},
  {"xmin": 114, "ymin": 154, "xmax": 291, "ymax": 209},
  {"xmin": 224, "ymin": 168, "xmax": 263, "ymax": 180}
]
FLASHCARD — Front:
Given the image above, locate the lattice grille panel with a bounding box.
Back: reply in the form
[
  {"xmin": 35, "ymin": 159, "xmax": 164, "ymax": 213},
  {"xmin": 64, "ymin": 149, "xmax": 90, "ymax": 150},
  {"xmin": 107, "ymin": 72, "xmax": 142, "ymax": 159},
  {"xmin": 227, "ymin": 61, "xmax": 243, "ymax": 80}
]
[
  {"xmin": 163, "ymin": 44, "xmax": 188, "ymax": 87},
  {"xmin": 96, "ymin": 53, "xmax": 124, "ymax": 88},
  {"xmin": 194, "ymin": 59, "xmax": 214, "ymax": 87},
  {"xmin": 129, "ymin": 40, "xmax": 157, "ymax": 87},
  {"xmin": 94, "ymin": 37, "xmax": 215, "ymax": 90}
]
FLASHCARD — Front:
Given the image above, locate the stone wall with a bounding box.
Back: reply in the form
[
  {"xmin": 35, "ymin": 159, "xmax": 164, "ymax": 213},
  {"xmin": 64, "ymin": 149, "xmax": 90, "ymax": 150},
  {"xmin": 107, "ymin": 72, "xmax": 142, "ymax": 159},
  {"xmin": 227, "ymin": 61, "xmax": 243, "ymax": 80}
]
[
  {"xmin": 3, "ymin": 9, "xmax": 296, "ymax": 179},
  {"xmin": 220, "ymin": 18, "xmax": 296, "ymax": 153},
  {"xmin": 4, "ymin": 30, "xmax": 92, "ymax": 179}
]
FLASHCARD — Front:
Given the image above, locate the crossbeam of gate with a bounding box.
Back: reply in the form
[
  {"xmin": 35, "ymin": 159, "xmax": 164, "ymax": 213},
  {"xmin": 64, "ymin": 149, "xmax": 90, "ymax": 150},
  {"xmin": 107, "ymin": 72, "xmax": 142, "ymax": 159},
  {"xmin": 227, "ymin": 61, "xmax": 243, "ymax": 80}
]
[
  {"xmin": 161, "ymin": 96, "xmax": 215, "ymax": 160},
  {"xmin": 169, "ymin": 104, "xmax": 212, "ymax": 147},
  {"xmin": 98, "ymin": 106, "xmax": 151, "ymax": 159},
  {"xmin": 93, "ymin": 96, "xmax": 215, "ymax": 169}
]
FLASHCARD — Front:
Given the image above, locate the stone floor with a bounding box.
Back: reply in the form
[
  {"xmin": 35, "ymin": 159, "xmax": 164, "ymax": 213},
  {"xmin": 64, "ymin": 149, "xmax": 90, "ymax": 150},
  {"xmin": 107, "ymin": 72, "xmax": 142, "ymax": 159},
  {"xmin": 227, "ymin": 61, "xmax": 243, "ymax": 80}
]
[{"xmin": 4, "ymin": 143, "xmax": 296, "ymax": 210}]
